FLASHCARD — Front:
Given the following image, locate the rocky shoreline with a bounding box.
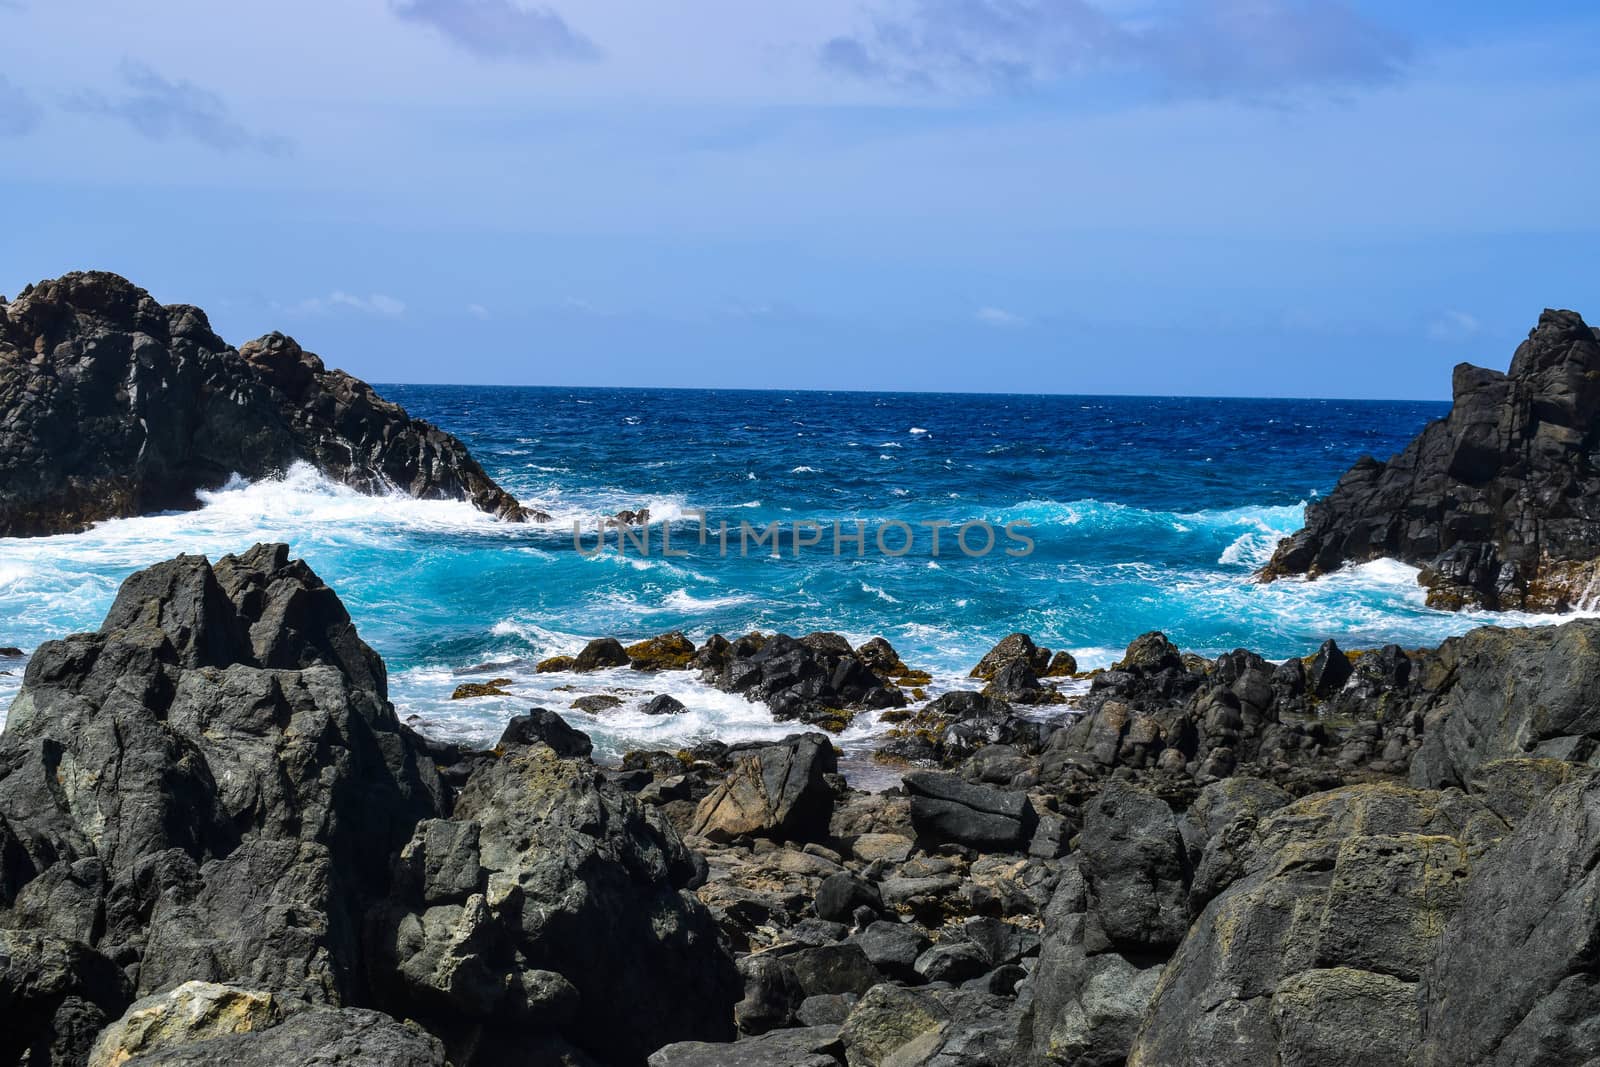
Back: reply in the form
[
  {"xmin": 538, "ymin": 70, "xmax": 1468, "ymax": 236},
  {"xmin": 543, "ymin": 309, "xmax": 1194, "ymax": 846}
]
[
  {"xmin": 5, "ymin": 545, "xmax": 1600, "ymax": 1065},
  {"xmin": 1262, "ymin": 307, "xmax": 1600, "ymax": 611},
  {"xmin": 0, "ymin": 273, "xmax": 535, "ymax": 537}
]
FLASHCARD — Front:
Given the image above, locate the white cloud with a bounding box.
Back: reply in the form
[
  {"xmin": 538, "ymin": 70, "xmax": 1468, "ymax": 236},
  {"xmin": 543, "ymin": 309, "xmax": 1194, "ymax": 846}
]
[
  {"xmin": 291, "ymin": 290, "xmax": 407, "ymax": 317},
  {"xmin": 976, "ymin": 306, "xmax": 1025, "ymax": 327},
  {"xmin": 466, "ymin": 302, "xmax": 490, "ymax": 318},
  {"xmin": 1428, "ymin": 310, "xmax": 1480, "ymax": 342}
]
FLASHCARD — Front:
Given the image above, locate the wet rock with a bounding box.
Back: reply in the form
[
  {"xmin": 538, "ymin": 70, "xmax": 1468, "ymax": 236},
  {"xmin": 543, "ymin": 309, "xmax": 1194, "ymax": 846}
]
[
  {"xmin": 643, "ymin": 693, "xmax": 689, "ymax": 716},
  {"xmin": 536, "ymin": 655, "xmax": 575, "ymax": 673},
  {"xmin": 451, "ymin": 678, "xmax": 512, "ymax": 699},
  {"xmin": 0, "ymin": 272, "xmax": 530, "ymax": 537},
  {"xmin": 969, "ymin": 633, "xmax": 1051, "ymax": 680},
  {"xmin": 1260, "ymin": 308, "xmax": 1600, "ymax": 611},
  {"xmin": 981, "ymin": 658, "xmax": 1061, "ymax": 705},
  {"xmin": 571, "ymin": 694, "xmax": 623, "ymax": 712},
  {"xmin": 498, "ymin": 708, "xmax": 593, "ymax": 759},
  {"xmin": 1042, "ymin": 650, "xmax": 1078, "ymax": 677},
  {"xmin": 1306, "ymin": 639, "xmax": 1353, "ymax": 699},
  {"xmin": 573, "ymin": 637, "xmax": 630, "ymax": 672},
  {"xmin": 704, "ymin": 633, "xmax": 905, "ymax": 729},
  {"xmin": 628, "ymin": 632, "xmax": 697, "ymax": 671}
]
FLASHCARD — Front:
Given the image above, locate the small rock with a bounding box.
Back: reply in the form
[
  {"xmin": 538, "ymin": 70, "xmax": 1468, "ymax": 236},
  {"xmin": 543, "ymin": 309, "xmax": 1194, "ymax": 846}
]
[
  {"xmin": 498, "ymin": 709, "xmax": 593, "ymax": 759},
  {"xmin": 573, "ymin": 637, "xmax": 630, "ymax": 672},
  {"xmin": 451, "ymin": 678, "xmax": 512, "ymax": 700},
  {"xmin": 815, "ymin": 872, "xmax": 882, "ymax": 924},
  {"xmin": 571, "ymin": 694, "xmax": 623, "ymax": 713},
  {"xmin": 643, "ymin": 693, "xmax": 689, "ymax": 716}
]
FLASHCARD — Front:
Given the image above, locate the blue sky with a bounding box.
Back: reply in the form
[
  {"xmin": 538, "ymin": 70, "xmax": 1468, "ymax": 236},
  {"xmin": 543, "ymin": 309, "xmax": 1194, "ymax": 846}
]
[{"xmin": 1, "ymin": 1, "xmax": 1596, "ymax": 398}]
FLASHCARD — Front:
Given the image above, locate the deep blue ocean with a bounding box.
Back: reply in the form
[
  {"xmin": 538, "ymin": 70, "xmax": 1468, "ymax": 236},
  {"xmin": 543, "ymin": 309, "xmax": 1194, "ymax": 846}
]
[{"xmin": 2, "ymin": 387, "xmax": 1559, "ymax": 765}]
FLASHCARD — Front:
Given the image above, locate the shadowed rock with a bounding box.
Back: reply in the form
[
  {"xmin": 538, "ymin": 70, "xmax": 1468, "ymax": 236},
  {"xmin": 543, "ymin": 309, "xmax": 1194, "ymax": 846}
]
[
  {"xmin": 1261, "ymin": 308, "xmax": 1600, "ymax": 610},
  {"xmin": 0, "ymin": 271, "xmax": 533, "ymax": 536}
]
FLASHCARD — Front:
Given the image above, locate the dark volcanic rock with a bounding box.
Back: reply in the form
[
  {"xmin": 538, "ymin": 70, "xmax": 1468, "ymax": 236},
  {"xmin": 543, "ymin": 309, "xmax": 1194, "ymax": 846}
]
[
  {"xmin": 573, "ymin": 637, "xmax": 630, "ymax": 672},
  {"xmin": 701, "ymin": 632, "xmax": 905, "ymax": 730},
  {"xmin": 691, "ymin": 734, "xmax": 838, "ymax": 844},
  {"xmin": 1409, "ymin": 619, "xmax": 1600, "ymax": 789},
  {"xmin": 499, "ymin": 708, "xmax": 594, "ymax": 759},
  {"xmin": 0, "ymin": 543, "xmax": 444, "ymax": 1006},
  {"xmin": 0, "ymin": 272, "xmax": 533, "ymax": 536},
  {"xmin": 376, "ymin": 743, "xmax": 740, "ymax": 1065},
  {"xmin": 0, "ymin": 545, "xmax": 739, "ymax": 1067},
  {"xmin": 1126, "ymin": 783, "xmax": 1502, "ymax": 1066},
  {"xmin": 969, "ymin": 632, "xmax": 1052, "ymax": 680},
  {"xmin": 1079, "ymin": 782, "xmax": 1190, "ymax": 951},
  {"xmin": 904, "ymin": 772, "xmax": 1037, "ymax": 852},
  {"xmin": 643, "ymin": 693, "xmax": 689, "ymax": 716},
  {"xmin": 1261, "ymin": 308, "xmax": 1600, "ymax": 610},
  {"xmin": 1419, "ymin": 770, "xmax": 1600, "ymax": 1066}
]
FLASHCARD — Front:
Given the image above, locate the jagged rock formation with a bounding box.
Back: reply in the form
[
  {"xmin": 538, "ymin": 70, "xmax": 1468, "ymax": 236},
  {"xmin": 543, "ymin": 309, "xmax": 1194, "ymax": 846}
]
[
  {"xmin": 0, "ymin": 545, "xmax": 736, "ymax": 1066},
  {"xmin": 0, "ymin": 272, "xmax": 533, "ymax": 537},
  {"xmin": 1261, "ymin": 308, "xmax": 1600, "ymax": 610}
]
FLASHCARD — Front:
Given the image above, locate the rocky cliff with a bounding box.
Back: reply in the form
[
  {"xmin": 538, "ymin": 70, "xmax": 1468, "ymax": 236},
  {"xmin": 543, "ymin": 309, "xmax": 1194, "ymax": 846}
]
[
  {"xmin": 1261, "ymin": 308, "xmax": 1600, "ymax": 610},
  {"xmin": 0, "ymin": 272, "xmax": 533, "ymax": 537}
]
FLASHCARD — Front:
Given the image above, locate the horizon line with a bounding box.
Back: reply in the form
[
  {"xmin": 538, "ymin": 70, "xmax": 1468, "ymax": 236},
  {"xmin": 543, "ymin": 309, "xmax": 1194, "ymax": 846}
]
[{"xmin": 370, "ymin": 380, "xmax": 1456, "ymax": 406}]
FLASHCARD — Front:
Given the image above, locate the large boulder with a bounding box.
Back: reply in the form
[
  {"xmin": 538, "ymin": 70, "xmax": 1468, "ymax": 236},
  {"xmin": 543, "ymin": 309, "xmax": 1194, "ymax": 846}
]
[
  {"xmin": 969, "ymin": 633, "xmax": 1052, "ymax": 681},
  {"xmin": 1260, "ymin": 308, "xmax": 1600, "ymax": 611},
  {"xmin": 691, "ymin": 734, "xmax": 839, "ymax": 844},
  {"xmin": 0, "ymin": 544, "xmax": 445, "ymax": 1007},
  {"xmin": 1126, "ymin": 783, "xmax": 1504, "ymax": 1066},
  {"xmin": 0, "ymin": 271, "xmax": 531, "ymax": 536},
  {"xmin": 1078, "ymin": 782, "xmax": 1189, "ymax": 951},
  {"xmin": 1419, "ymin": 770, "xmax": 1600, "ymax": 1066},
  {"xmin": 88, "ymin": 984, "xmax": 450, "ymax": 1067},
  {"xmin": 904, "ymin": 772, "xmax": 1037, "ymax": 853},
  {"xmin": 1019, "ymin": 859, "xmax": 1164, "ymax": 1067},
  {"xmin": 1409, "ymin": 619, "xmax": 1600, "ymax": 789},
  {"xmin": 375, "ymin": 743, "xmax": 740, "ymax": 1065}
]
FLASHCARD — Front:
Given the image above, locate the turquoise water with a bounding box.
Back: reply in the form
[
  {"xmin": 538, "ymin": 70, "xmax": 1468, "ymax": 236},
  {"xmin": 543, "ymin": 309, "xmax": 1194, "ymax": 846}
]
[{"xmin": 0, "ymin": 388, "xmax": 1568, "ymax": 761}]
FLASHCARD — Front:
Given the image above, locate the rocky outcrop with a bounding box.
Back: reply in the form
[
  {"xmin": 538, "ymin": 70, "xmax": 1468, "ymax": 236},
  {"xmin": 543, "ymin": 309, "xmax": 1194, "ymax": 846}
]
[
  {"xmin": 1408, "ymin": 619, "xmax": 1600, "ymax": 789},
  {"xmin": 1419, "ymin": 768, "xmax": 1600, "ymax": 1066},
  {"xmin": 0, "ymin": 545, "xmax": 739, "ymax": 1065},
  {"xmin": 699, "ymin": 633, "xmax": 908, "ymax": 732},
  {"xmin": 0, "ymin": 272, "xmax": 532, "ymax": 536},
  {"xmin": 1127, "ymin": 782, "xmax": 1503, "ymax": 1066},
  {"xmin": 1261, "ymin": 308, "xmax": 1600, "ymax": 610},
  {"xmin": 690, "ymin": 734, "xmax": 838, "ymax": 844}
]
